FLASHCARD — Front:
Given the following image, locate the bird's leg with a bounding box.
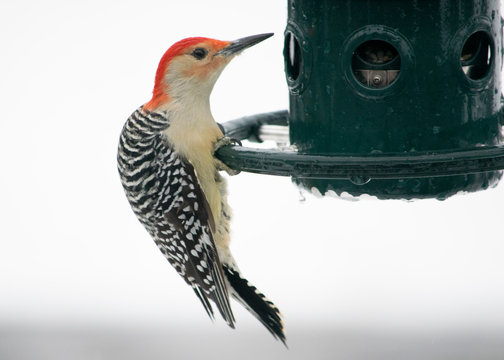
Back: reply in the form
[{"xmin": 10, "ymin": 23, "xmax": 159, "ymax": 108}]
[{"xmin": 213, "ymin": 137, "xmax": 242, "ymax": 176}]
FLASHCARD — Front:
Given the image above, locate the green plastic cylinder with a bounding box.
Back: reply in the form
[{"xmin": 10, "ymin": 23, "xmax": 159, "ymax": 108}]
[{"xmin": 284, "ymin": 0, "xmax": 503, "ymax": 199}]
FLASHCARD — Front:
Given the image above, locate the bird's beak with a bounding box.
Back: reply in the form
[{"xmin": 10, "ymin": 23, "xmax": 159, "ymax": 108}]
[{"xmin": 215, "ymin": 33, "xmax": 274, "ymax": 57}]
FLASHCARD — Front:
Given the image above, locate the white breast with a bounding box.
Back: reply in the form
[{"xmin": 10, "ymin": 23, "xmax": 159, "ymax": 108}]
[{"xmin": 162, "ymin": 96, "xmax": 224, "ymax": 229}]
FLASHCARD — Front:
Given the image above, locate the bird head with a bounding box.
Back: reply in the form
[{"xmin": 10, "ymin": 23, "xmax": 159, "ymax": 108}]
[{"xmin": 144, "ymin": 33, "xmax": 273, "ymax": 111}]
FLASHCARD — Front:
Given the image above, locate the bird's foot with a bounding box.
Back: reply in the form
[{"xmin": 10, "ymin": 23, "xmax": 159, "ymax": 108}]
[{"xmin": 213, "ymin": 137, "xmax": 242, "ymax": 176}]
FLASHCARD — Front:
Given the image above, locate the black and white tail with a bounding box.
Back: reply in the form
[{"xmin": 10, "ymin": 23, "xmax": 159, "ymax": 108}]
[{"xmin": 222, "ymin": 265, "xmax": 286, "ymax": 345}]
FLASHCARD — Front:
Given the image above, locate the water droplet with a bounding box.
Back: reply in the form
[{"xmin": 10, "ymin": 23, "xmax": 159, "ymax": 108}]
[{"xmin": 298, "ymin": 189, "xmax": 306, "ymax": 202}]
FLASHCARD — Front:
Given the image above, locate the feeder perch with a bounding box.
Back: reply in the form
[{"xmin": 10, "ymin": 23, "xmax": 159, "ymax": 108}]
[{"xmin": 216, "ymin": 0, "xmax": 504, "ymax": 200}]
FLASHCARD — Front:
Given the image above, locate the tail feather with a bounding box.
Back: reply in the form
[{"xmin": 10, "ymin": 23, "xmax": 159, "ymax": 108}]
[
  {"xmin": 193, "ymin": 286, "xmax": 214, "ymax": 320},
  {"xmin": 222, "ymin": 265, "xmax": 286, "ymax": 345}
]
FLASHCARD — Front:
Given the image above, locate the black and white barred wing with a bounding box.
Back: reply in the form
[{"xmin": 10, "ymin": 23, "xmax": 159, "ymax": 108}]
[{"xmin": 153, "ymin": 146, "xmax": 235, "ymax": 327}]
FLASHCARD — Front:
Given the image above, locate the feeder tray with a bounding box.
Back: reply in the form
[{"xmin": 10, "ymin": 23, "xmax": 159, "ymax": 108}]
[{"xmin": 216, "ymin": 0, "xmax": 504, "ymax": 200}]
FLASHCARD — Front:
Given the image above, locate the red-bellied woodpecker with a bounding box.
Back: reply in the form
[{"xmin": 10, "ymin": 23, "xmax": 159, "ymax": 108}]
[{"xmin": 117, "ymin": 33, "xmax": 285, "ymax": 343}]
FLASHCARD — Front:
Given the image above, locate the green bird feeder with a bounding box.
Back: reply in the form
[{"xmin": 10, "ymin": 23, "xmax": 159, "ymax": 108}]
[{"xmin": 216, "ymin": 0, "xmax": 504, "ymax": 200}]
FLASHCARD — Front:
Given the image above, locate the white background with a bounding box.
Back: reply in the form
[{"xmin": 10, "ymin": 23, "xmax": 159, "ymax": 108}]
[{"xmin": 1, "ymin": 1, "xmax": 503, "ymax": 359}]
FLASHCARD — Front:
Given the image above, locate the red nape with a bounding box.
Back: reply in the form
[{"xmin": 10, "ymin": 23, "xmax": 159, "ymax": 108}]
[{"xmin": 144, "ymin": 37, "xmax": 229, "ymax": 111}]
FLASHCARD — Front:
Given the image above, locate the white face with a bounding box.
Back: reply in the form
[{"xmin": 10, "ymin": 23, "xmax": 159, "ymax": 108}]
[{"xmin": 164, "ymin": 42, "xmax": 233, "ymax": 101}]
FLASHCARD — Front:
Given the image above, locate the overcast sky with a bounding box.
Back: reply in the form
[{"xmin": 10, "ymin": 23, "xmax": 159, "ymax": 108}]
[{"xmin": 1, "ymin": 1, "xmax": 504, "ymax": 359}]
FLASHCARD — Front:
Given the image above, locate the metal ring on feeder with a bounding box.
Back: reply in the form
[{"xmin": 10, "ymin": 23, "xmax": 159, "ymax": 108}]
[{"xmin": 216, "ymin": 110, "xmax": 504, "ymax": 179}]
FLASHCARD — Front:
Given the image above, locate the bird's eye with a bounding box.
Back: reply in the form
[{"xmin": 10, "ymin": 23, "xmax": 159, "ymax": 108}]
[{"xmin": 191, "ymin": 48, "xmax": 208, "ymax": 60}]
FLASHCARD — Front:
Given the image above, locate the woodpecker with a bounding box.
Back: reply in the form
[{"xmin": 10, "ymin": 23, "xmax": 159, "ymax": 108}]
[{"xmin": 117, "ymin": 33, "xmax": 285, "ymax": 343}]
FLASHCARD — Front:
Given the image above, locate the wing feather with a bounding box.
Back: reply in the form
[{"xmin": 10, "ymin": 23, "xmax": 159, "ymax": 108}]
[{"xmin": 153, "ymin": 144, "xmax": 234, "ymax": 327}]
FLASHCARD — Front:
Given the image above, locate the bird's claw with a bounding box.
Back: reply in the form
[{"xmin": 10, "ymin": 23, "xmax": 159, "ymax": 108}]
[
  {"xmin": 214, "ymin": 136, "xmax": 242, "ymax": 150},
  {"xmin": 214, "ymin": 136, "xmax": 242, "ymax": 176}
]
